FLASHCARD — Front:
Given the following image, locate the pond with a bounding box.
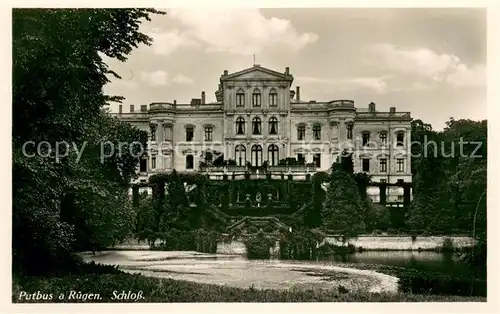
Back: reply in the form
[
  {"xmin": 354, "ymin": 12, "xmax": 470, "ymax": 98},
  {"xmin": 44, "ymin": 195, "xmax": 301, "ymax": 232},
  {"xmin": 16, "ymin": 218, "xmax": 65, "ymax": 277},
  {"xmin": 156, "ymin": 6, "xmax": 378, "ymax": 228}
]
[{"xmin": 81, "ymin": 249, "xmax": 485, "ymax": 296}]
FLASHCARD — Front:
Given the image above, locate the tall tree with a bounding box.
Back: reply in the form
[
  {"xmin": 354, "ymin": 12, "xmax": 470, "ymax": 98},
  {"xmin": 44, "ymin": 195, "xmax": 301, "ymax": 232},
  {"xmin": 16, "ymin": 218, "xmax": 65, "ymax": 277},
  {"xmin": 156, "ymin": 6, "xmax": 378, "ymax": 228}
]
[
  {"xmin": 321, "ymin": 163, "xmax": 366, "ymax": 245},
  {"xmin": 12, "ymin": 8, "xmax": 165, "ymax": 274}
]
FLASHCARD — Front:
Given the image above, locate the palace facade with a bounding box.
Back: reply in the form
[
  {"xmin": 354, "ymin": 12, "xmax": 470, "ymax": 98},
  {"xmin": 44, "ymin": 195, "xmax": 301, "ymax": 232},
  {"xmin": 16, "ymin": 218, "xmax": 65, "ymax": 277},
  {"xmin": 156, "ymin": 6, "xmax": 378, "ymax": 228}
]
[{"xmin": 116, "ymin": 65, "xmax": 412, "ymax": 202}]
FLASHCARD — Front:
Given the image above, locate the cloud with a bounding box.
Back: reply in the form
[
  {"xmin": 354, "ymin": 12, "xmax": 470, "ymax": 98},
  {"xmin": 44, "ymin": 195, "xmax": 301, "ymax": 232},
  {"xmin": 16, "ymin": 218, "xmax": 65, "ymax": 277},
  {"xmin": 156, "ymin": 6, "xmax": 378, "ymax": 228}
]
[
  {"xmin": 172, "ymin": 74, "xmax": 195, "ymax": 85},
  {"xmin": 139, "ymin": 71, "xmax": 195, "ymax": 87},
  {"xmin": 297, "ymin": 76, "xmax": 391, "ymax": 94},
  {"xmin": 150, "ymin": 9, "xmax": 318, "ymax": 56},
  {"xmin": 140, "ymin": 70, "xmax": 169, "ymax": 86},
  {"xmin": 296, "ymin": 75, "xmax": 433, "ymax": 95},
  {"xmin": 365, "ymin": 43, "xmax": 485, "ymax": 88},
  {"xmin": 446, "ymin": 64, "xmax": 486, "ymax": 87},
  {"xmin": 147, "ymin": 28, "xmax": 200, "ymax": 55}
]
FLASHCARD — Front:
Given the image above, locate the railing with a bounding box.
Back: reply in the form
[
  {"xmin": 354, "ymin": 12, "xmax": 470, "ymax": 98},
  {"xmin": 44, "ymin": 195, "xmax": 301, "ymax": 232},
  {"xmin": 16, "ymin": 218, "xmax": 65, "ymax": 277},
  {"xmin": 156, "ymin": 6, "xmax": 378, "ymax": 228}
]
[{"xmin": 198, "ymin": 165, "xmax": 318, "ymax": 174}]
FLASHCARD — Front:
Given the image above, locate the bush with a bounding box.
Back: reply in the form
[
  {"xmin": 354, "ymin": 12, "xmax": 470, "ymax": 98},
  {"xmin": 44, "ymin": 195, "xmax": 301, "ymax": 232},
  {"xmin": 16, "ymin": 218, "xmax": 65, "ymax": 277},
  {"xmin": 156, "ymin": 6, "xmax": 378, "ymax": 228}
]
[
  {"xmin": 397, "ymin": 269, "xmax": 486, "ymax": 297},
  {"xmin": 244, "ymin": 231, "xmax": 274, "ymax": 259}
]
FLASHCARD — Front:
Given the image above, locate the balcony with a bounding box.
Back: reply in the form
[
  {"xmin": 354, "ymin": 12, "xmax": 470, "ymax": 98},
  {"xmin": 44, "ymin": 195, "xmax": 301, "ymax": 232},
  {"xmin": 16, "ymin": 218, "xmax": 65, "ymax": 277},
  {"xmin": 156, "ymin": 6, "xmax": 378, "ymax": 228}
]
[{"xmin": 198, "ymin": 164, "xmax": 318, "ymax": 180}]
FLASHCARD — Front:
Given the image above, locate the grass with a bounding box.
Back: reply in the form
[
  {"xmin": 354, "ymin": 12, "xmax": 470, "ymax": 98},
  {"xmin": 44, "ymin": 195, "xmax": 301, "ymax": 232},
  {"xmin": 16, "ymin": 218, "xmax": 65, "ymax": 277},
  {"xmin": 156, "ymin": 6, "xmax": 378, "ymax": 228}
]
[{"xmin": 13, "ymin": 272, "xmax": 486, "ymax": 303}]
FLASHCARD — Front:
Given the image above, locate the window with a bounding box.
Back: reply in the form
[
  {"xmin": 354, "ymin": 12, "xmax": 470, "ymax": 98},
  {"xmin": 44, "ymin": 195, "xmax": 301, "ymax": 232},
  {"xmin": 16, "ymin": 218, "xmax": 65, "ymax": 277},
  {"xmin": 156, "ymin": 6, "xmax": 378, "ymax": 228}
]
[
  {"xmin": 380, "ymin": 179, "xmax": 387, "ymax": 184},
  {"xmin": 139, "ymin": 157, "xmax": 147, "ymax": 172},
  {"xmin": 380, "ymin": 131, "xmax": 388, "ymax": 144},
  {"xmin": 269, "ymin": 117, "xmax": 278, "ymax": 135},
  {"xmin": 362, "ymin": 131, "xmax": 370, "ymax": 146},
  {"xmin": 236, "ymin": 89, "xmax": 245, "ymax": 107},
  {"xmin": 164, "ymin": 125, "xmax": 173, "ymax": 141},
  {"xmin": 252, "ymin": 88, "xmax": 261, "ymax": 107},
  {"xmin": 151, "ymin": 156, "xmax": 156, "ymax": 169},
  {"xmin": 186, "ymin": 155, "xmax": 194, "ymax": 170},
  {"xmin": 235, "ymin": 145, "xmax": 246, "ymax": 166},
  {"xmin": 397, "ymin": 159, "xmax": 405, "ymax": 172},
  {"xmin": 397, "ymin": 195, "xmax": 404, "ymax": 202},
  {"xmin": 396, "ymin": 131, "xmax": 405, "ymax": 146},
  {"xmin": 269, "ymin": 88, "xmax": 278, "ymax": 107},
  {"xmin": 379, "ymin": 158, "xmax": 387, "ymax": 172},
  {"xmin": 313, "ymin": 124, "xmax": 321, "ymax": 140},
  {"xmin": 297, "ymin": 124, "xmax": 306, "ymax": 140},
  {"xmin": 204, "ymin": 126, "xmax": 213, "ymax": 141},
  {"xmin": 236, "ymin": 117, "xmax": 245, "ymax": 135},
  {"xmin": 252, "ymin": 117, "xmax": 261, "ymax": 135},
  {"xmin": 185, "ymin": 125, "xmax": 194, "ymax": 141},
  {"xmin": 268, "ymin": 144, "xmax": 279, "ymax": 166},
  {"xmin": 297, "ymin": 153, "xmax": 305, "ymax": 165},
  {"xmin": 397, "ymin": 179, "xmax": 404, "ymax": 184},
  {"xmin": 313, "ymin": 153, "xmax": 321, "ymax": 168},
  {"xmin": 347, "ymin": 123, "xmax": 353, "ymax": 140},
  {"xmin": 251, "ymin": 145, "xmax": 263, "ymax": 167},
  {"xmin": 150, "ymin": 125, "xmax": 156, "ymax": 141},
  {"xmin": 362, "ymin": 158, "xmax": 370, "ymax": 172}
]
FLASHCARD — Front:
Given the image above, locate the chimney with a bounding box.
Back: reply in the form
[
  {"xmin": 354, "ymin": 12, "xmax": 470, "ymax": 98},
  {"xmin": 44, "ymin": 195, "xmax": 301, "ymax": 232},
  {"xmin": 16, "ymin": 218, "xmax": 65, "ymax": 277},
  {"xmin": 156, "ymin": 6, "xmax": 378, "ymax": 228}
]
[
  {"xmin": 140, "ymin": 105, "xmax": 147, "ymax": 112},
  {"xmin": 389, "ymin": 107, "xmax": 396, "ymax": 114},
  {"xmin": 296, "ymin": 86, "xmax": 300, "ymax": 101},
  {"xmin": 201, "ymin": 91, "xmax": 206, "ymax": 104},
  {"xmin": 285, "ymin": 67, "xmax": 290, "ymax": 75},
  {"xmin": 118, "ymin": 105, "xmax": 122, "ymax": 114},
  {"xmin": 223, "ymin": 70, "xmax": 228, "ymax": 76},
  {"xmin": 290, "ymin": 90, "xmax": 296, "ymax": 99},
  {"xmin": 369, "ymin": 102, "xmax": 376, "ymax": 112},
  {"xmin": 130, "ymin": 104, "xmax": 134, "ymax": 112},
  {"xmin": 173, "ymin": 100, "xmax": 177, "ymax": 105}
]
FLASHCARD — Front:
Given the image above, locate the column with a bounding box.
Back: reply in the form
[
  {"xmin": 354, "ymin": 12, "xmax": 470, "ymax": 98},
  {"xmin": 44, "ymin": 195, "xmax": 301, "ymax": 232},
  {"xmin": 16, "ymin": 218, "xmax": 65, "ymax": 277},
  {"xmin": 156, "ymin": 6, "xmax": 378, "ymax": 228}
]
[
  {"xmin": 379, "ymin": 184, "xmax": 387, "ymax": 205},
  {"xmin": 157, "ymin": 122, "xmax": 164, "ymax": 169}
]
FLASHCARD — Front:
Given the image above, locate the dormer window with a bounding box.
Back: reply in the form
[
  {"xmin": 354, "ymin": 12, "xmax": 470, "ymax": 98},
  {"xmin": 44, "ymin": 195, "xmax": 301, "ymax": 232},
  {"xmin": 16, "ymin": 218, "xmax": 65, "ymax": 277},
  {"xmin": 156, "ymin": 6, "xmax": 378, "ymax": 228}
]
[
  {"xmin": 236, "ymin": 89, "xmax": 245, "ymax": 107},
  {"xmin": 252, "ymin": 88, "xmax": 261, "ymax": 107}
]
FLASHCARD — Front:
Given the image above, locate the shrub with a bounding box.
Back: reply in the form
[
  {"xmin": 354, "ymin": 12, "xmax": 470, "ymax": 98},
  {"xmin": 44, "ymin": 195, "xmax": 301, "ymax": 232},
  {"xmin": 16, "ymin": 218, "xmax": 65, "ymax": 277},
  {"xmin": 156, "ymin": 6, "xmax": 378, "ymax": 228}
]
[{"xmin": 244, "ymin": 231, "xmax": 274, "ymax": 259}]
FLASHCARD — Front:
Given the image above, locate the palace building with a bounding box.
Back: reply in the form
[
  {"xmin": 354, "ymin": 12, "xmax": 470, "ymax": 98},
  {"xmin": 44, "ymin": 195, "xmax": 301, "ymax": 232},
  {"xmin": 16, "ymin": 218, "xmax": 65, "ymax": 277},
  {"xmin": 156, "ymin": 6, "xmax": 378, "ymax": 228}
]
[{"xmin": 116, "ymin": 65, "xmax": 412, "ymax": 202}]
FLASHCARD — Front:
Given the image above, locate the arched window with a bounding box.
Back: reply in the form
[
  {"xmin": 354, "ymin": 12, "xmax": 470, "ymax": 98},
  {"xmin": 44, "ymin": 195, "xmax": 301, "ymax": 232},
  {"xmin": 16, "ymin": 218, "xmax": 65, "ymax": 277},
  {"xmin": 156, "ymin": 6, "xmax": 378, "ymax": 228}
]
[
  {"xmin": 252, "ymin": 117, "xmax": 261, "ymax": 135},
  {"xmin": 236, "ymin": 88, "xmax": 245, "ymax": 107},
  {"xmin": 235, "ymin": 145, "xmax": 246, "ymax": 166},
  {"xmin": 186, "ymin": 155, "xmax": 194, "ymax": 170},
  {"xmin": 236, "ymin": 117, "xmax": 245, "ymax": 135},
  {"xmin": 313, "ymin": 123, "xmax": 321, "ymax": 140},
  {"xmin": 252, "ymin": 88, "xmax": 261, "ymax": 107},
  {"xmin": 268, "ymin": 144, "xmax": 279, "ymax": 166},
  {"xmin": 269, "ymin": 88, "xmax": 278, "ymax": 107},
  {"xmin": 297, "ymin": 124, "xmax": 306, "ymax": 140},
  {"xmin": 251, "ymin": 144, "xmax": 263, "ymax": 167},
  {"xmin": 269, "ymin": 117, "xmax": 278, "ymax": 135}
]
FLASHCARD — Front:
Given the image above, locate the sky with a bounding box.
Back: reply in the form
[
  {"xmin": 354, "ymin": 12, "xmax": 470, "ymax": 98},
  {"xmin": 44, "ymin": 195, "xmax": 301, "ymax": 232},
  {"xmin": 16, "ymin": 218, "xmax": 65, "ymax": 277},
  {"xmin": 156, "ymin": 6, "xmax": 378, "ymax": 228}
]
[{"xmin": 103, "ymin": 8, "xmax": 487, "ymax": 130}]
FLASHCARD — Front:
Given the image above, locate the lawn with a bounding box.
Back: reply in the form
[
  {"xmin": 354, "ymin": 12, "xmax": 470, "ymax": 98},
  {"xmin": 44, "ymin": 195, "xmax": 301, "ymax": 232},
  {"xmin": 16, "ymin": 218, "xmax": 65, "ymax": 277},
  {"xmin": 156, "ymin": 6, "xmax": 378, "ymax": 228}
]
[{"xmin": 12, "ymin": 273, "xmax": 486, "ymax": 303}]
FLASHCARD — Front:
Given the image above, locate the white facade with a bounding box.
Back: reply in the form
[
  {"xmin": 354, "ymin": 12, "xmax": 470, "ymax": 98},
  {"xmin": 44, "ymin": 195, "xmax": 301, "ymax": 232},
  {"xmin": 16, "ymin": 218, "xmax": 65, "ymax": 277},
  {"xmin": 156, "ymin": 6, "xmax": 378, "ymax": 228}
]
[{"xmin": 116, "ymin": 65, "xmax": 412, "ymax": 200}]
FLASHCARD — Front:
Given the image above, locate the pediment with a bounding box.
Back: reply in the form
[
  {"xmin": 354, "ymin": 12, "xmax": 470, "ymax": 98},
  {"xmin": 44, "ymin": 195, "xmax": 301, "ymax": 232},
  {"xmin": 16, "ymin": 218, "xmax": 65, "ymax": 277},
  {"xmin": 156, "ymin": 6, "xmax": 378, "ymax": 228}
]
[{"xmin": 222, "ymin": 66, "xmax": 293, "ymax": 82}]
